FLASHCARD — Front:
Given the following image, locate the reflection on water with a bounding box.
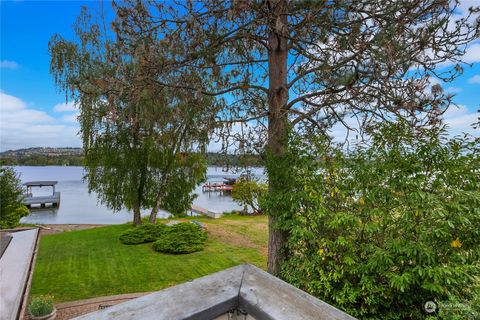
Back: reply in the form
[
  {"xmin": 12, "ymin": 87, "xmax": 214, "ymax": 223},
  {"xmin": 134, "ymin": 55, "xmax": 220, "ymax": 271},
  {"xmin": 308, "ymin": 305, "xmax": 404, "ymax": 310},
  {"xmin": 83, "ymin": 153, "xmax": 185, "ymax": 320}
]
[
  {"xmin": 14, "ymin": 166, "xmax": 264, "ymax": 224},
  {"xmin": 24, "ymin": 208, "xmax": 59, "ymax": 224}
]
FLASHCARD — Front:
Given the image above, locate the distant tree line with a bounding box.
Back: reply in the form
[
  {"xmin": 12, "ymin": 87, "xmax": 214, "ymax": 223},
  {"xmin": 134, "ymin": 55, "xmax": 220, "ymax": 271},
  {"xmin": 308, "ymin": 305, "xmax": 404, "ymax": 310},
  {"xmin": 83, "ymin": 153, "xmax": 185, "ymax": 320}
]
[
  {"xmin": 0, "ymin": 152, "xmax": 261, "ymax": 167},
  {"xmin": 0, "ymin": 154, "xmax": 84, "ymax": 166}
]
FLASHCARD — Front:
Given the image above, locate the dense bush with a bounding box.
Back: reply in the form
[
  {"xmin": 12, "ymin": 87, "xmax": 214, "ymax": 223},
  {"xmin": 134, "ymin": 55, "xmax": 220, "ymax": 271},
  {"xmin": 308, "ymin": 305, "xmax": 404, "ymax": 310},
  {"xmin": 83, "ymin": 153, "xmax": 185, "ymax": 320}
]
[
  {"xmin": 0, "ymin": 168, "xmax": 29, "ymax": 229},
  {"xmin": 152, "ymin": 223, "xmax": 207, "ymax": 254},
  {"xmin": 265, "ymin": 123, "xmax": 480, "ymax": 319},
  {"xmin": 232, "ymin": 177, "xmax": 267, "ymax": 214},
  {"xmin": 28, "ymin": 295, "xmax": 55, "ymax": 317},
  {"xmin": 119, "ymin": 223, "xmax": 168, "ymax": 244}
]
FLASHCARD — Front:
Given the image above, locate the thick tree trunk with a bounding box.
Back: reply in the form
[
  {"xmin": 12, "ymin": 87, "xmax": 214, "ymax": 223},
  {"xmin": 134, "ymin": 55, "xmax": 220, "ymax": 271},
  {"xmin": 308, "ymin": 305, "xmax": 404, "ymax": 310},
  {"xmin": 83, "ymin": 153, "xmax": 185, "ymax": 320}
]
[
  {"xmin": 133, "ymin": 202, "xmax": 142, "ymax": 226},
  {"xmin": 266, "ymin": 0, "xmax": 290, "ymax": 276}
]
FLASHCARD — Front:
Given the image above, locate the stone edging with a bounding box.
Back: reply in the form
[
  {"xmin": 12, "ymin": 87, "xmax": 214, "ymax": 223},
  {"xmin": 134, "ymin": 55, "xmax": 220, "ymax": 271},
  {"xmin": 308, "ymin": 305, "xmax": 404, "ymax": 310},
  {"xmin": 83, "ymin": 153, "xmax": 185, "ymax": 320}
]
[{"xmin": 55, "ymin": 292, "xmax": 152, "ymax": 310}]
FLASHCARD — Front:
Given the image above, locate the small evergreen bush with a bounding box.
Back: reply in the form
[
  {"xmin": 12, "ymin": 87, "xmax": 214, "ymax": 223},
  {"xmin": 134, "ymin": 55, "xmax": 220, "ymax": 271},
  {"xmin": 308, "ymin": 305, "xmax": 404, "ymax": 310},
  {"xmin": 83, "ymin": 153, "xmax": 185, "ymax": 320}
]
[
  {"xmin": 28, "ymin": 295, "xmax": 54, "ymax": 317},
  {"xmin": 0, "ymin": 168, "xmax": 29, "ymax": 229},
  {"xmin": 137, "ymin": 223, "xmax": 168, "ymax": 242},
  {"xmin": 119, "ymin": 223, "xmax": 167, "ymax": 244},
  {"xmin": 119, "ymin": 228, "xmax": 146, "ymax": 244},
  {"xmin": 152, "ymin": 223, "xmax": 207, "ymax": 254}
]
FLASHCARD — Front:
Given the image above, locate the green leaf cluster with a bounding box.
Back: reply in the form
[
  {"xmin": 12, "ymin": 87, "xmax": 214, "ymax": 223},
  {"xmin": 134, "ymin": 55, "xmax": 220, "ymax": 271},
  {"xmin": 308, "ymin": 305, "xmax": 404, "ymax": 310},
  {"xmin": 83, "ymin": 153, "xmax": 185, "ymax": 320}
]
[
  {"xmin": 265, "ymin": 122, "xmax": 480, "ymax": 319},
  {"xmin": 232, "ymin": 177, "xmax": 268, "ymax": 214}
]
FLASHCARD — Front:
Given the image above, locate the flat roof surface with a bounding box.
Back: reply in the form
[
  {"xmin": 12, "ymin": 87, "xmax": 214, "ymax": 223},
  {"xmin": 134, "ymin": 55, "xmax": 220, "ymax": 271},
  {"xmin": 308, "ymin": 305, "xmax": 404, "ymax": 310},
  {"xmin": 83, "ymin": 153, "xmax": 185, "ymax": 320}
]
[
  {"xmin": 23, "ymin": 181, "xmax": 58, "ymax": 186},
  {"xmin": 75, "ymin": 264, "xmax": 356, "ymax": 320},
  {"xmin": 0, "ymin": 229, "xmax": 39, "ymax": 320}
]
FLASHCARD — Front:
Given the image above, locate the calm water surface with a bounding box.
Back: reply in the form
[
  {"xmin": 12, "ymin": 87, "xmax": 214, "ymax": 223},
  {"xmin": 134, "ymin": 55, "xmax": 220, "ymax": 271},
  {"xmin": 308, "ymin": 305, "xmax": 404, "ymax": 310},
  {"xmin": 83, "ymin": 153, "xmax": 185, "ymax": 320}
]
[{"xmin": 15, "ymin": 166, "xmax": 263, "ymax": 224}]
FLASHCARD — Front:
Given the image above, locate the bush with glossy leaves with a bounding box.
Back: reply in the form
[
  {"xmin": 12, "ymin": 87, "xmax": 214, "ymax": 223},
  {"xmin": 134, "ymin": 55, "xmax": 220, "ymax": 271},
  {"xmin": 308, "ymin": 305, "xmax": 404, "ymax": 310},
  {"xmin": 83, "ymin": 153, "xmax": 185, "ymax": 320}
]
[{"xmin": 265, "ymin": 122, "xmax": 480, "ymax": 319}]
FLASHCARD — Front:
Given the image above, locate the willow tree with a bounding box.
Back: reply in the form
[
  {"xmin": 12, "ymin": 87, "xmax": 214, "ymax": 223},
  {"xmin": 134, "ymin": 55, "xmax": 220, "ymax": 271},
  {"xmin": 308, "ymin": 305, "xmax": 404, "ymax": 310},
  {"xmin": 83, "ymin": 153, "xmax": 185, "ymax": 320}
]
[
  {"xmin": 49, "ymin": 8, "xmax": 217, "ymax": 225},
  {"xmin": 56, "ymin": 1, "xmax": 478, "ymax": 273}
]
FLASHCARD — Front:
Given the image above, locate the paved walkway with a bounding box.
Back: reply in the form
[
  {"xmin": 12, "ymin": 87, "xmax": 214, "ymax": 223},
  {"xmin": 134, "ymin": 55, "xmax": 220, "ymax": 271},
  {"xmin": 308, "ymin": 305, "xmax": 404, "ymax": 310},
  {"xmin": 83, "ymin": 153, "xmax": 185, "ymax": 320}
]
[{"xmin": 0, "ymin": 229, "xmax": 39, "ymax": 320}]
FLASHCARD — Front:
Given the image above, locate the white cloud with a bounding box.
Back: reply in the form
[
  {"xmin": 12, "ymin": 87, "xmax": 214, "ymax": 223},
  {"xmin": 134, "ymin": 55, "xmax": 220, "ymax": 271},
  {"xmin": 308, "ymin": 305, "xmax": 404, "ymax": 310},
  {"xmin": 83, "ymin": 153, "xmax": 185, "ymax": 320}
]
[
  {"xmin": 444, "ymin": 86, "xmax": 463, "ymax": 94},
  {"xmin": 435, "ymin": 42, "xmax": 480, "ymax": 69},
  {"xmin": 442, "ymin": 105, "xmax": 479, "ymax": 137},
  {"xmin": 461, "ymin": 42, "xmax": 480, "ymax": 64},
  {"xmin": 54, "ymin": 101, "xmax": 80, "ymax": 123},
  {"xmin": 0, "ymin": 91, "xmax": 27, "ymax": 111},
  {"xmin": 53, "ymin": 101, "xmax": 78, "ymax": 112},
  {"xmin": 0, "ymin": 60, "xmax": 19, "ymax": 69},
  {"xmin": 468, "ymin": 75, "xmax": 480, "ymax": 84},
  {"xmin": 328, "ymin": 105, "xmax": 478, "ymax": 144},
  {"xmin": 61, "ymin": 114, "xmax": 79, "ymax": 123},
  {"xmin": 0, "ymin": 92, "xmax": 81, "ymax": 151},
  {"xmin": 0, "ymin": 92, "xmax": 53, "ymax": 126}
]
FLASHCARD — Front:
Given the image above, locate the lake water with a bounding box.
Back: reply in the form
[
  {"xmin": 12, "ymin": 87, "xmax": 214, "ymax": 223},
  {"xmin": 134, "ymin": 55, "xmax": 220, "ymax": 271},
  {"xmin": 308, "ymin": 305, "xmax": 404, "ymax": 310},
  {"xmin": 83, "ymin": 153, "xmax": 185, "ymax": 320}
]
[{"xmin": 14, "ymin": 166, "xmax": 263, "ymax": 224}]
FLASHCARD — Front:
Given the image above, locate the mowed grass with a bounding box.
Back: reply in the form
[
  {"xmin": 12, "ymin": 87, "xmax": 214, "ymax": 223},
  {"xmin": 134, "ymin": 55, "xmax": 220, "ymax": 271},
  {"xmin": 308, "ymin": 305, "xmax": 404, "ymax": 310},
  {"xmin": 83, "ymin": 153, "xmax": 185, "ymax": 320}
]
[{"xmin": 30, "ymin": 215, "xmax": 267, "ymax": 303}]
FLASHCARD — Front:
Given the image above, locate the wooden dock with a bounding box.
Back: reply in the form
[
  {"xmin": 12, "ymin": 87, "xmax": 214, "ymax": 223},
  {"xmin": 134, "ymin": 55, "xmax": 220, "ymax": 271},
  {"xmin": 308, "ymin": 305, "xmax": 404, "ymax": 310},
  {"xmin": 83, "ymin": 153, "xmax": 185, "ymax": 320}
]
[
  {"xmin": 201, "ymin": 183, "xmax": 234, "ymax": 192},
  {"xmin": 23, "ymin": 192, "xmax": 61, "ymax": 208},
  {"xmin": 22, "ymin": 181, "xmax": 61, "ymax": 208},
  {"xmin": 202, "ymin": 177, "xmax": 236, "ymax": 193},
  {"xmin": 190, "ymin": 205, "xmax": 222, "ymax": 219}
]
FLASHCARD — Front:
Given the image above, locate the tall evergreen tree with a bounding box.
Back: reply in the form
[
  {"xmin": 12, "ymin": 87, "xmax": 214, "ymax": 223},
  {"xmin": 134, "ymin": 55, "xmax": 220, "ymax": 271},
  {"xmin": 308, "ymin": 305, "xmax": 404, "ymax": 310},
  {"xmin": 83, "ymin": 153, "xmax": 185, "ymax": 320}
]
[{"xmin": 51, "ymin": 1, "xmax": 478, "ymax": 273}]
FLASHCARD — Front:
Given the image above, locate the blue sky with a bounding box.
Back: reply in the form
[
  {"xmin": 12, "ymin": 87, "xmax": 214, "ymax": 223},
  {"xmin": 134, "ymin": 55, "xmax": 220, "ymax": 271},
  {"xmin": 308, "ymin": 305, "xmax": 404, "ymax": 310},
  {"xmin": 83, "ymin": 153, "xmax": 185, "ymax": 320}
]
[{"xmin": 0, "ymin": 1, "xmax": 479, "ymax": 151}]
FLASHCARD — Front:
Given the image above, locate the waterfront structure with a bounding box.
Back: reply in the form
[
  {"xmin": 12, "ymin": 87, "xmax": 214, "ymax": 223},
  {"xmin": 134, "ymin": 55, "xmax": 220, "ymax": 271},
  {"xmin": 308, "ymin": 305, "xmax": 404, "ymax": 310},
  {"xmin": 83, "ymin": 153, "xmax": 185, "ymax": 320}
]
[{"xmin": 23, "ymin": 181, "xmax": 60, "ymax": 208}]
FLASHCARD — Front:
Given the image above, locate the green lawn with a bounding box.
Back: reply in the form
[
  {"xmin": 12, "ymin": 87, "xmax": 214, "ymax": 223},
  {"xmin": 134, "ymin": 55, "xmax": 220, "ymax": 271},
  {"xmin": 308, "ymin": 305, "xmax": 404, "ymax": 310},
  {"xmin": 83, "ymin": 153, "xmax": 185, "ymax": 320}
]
[{"xmin": 30, "ymin": 215, "xmax": 267, "ymax": 303}]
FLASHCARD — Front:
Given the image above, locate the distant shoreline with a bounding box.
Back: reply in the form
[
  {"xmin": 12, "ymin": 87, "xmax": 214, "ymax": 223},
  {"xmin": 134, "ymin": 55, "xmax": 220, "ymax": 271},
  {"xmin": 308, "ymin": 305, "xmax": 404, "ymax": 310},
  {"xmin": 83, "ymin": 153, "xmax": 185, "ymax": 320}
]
[{"xmin": 0, "ymin": 150, "xmax": 262, "ymax": 167}]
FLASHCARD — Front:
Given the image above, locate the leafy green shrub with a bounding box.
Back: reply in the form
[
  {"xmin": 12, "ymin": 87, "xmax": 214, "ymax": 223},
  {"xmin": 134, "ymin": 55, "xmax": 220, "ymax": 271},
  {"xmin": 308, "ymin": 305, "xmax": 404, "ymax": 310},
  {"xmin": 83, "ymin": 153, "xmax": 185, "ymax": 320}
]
[
  {"xmin": 0, "ymin": 168, "xmax": 29, "ymax": 229},
  {"xmin": 232, "ymin": 178, "xmax": 267, "ymax": 214},
  {"xmin": 28, "ymin": 295, "xmax": 55, "ymax": 317},
  {"xmin": 266, "ymin": 123, "xmax": 480, "ymax": 319},
  {"xmin": 152, "ymin": 223, "xmax": 207, "ymax": 254},
  {"xmin": 119, "ymin": 223, "xmax": 167, "ymax": 244}
]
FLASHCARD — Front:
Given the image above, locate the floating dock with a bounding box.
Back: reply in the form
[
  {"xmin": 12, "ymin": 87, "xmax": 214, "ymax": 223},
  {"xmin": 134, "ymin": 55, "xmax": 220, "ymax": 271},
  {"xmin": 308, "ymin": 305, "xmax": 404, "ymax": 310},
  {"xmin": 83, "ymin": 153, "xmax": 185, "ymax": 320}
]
[
  {"xmin": 22, "ymin": 181, "xmax": 61, "ymax": 208},
  {"xmin": 190, "ymin": 205, "xmax": 222, "ymax": 219}
]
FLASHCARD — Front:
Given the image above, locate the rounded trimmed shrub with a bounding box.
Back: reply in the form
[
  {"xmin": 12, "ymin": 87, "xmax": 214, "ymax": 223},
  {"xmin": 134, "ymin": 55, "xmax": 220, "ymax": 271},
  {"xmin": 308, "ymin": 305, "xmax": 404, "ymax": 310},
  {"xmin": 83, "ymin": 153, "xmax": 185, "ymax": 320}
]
[
  {"xmin": 137, "ymin": 223, "xmax": 168, "ymax": 242},
  {"xmin": 119, "ymin": 223, "xmax": 168, "ymax": 245},
  {"xmin": 28, "ymin": 295, "xmax": 55, "ymax": 318},
  {"xmin": 152, "ymin": 223, "xmax": 207, "ymax": 254},
  {"xmin": 119, "ymin": 228, "xmax": 146, "ymax": 244}
]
